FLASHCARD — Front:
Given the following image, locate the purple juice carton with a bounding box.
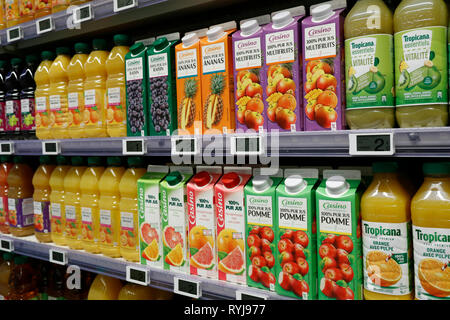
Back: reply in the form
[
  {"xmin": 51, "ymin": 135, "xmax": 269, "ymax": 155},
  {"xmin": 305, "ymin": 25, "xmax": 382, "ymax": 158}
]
[
  {"xmin": 302, "ymin": 1, "xmax": 346, "ymax": 131},
  {"xmin": 232, "ymin": 15, "xmax": 270, "ymax": 133},
  {"xmin": 263, "ymin": 6, "xmax": 305, "ymax": 133}
]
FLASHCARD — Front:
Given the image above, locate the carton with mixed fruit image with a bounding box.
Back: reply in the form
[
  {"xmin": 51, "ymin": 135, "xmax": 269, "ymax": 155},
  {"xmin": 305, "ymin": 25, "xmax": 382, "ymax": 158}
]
[
  {"xmin": 263, "ymin": 6, "xmax": 305, "ymax": 132},
  {"xmin": 187, "ymin": 166, "xmax": 222, "ymax": 279},
  {"xmin": 216, "ymin": 167, "xmax": 252, "ymax": 285},
  {"xmin": 275, "ymin": 168, "xmax": 319, "ymax": 300},
  {"xmin": 138, "ymin": 165, "xmax": 169, "ymax": 268},
  {"xmin": 316, "ymin": 170, "xmax": 363, "ymax": 300},
  {"xmin": 245, "ymin": 168, "xmax": 283, "ymax": 291},
  {"xmin": 160, "ymin": 166, "xmax": 193, "ymax": 273},
  {"xmin": 302, "ymin": 1, "xmax": 346, "ymax": 131},
  {"xmin": 232, "ymin": 15, "xmax": 270, "ymax": 132}
]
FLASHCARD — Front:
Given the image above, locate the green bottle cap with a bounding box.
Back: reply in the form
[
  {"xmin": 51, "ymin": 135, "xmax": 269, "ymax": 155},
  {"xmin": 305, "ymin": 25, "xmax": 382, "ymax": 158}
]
[
  {"xmin": 56, "ymin": 155, "xmax": 68, "ymax": 165},
  {"xmin": 423, "ymin": 162, "xmax": 450, "ymax": 175},
  {"xmin": 0, "ymin": 155, "xmax": 11, "ymax": 162},
  {"xmin": 25, "ymin": 54, "xmax": 39, "ymax": 64},
  {"xmin": 13, "ymin": 156, "xmax": 24, "ymax": 164},
  {"xmin": 71, "ymin": 156, "xmax": 85, "ymax": 166},
  {"xmin": 166, "ymin": 171, "xmax": 182, "ymax": 186},
  {"xmin": 74, "ymin": 42, "xmax": 90, "ymax": 54},
  {"xmin": 39, "ymin": 155, "xmax": 51, "ymax": 164},
  {"xmin": 92, "ymin": 39, "xmax": 108, "ymax": 51},
  {"xmin": 88, "ymin": 156, "xmax": 103, "ymax": 166},
  {"xmin": 107, "ymin": 156, "xmax": 122, "ymax": 167},
  {"xmin": 113, "ymin": 34, "xmax": 130, "ymax": 46},
  {"xmin": 130, "ymin": 42, "xmax": 145, "ymax": 55},
  {"xmin": 0, "ymin": 60, "xmax": 6, "ymax": 68},
  {"xmin": 11, "ymin": 58, "xmax": 22, "ymax": 67},
  {"xmin": 41, "ymin": 51, "xmax": 56, "ymax": 61},
  {"xmin": 14, "ymin": 255, "xmax": 28, "ymax": 265},
  {"xmin": 127, "ymin": 156, "xmax": 144, "ymax": 168},
  {"xmin": 372, "ymin": 162, "xmax": 398, "ymax": 173},
  {"xmin": 153, "ymin": 37, "xmax": 169, "ymax": 51},
  {"xmin": 3, "ymin": 253, "xmax": 13, "ymax": 261},
  {"xmin": 56, "ymin": 46, "xmax": 71, "ymax": 56}
]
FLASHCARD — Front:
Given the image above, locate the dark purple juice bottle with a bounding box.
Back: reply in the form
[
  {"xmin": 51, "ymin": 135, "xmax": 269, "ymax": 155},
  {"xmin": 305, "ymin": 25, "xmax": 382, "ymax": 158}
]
[
  {"xmin": 0, "ymin": 60, "xmax": 8, "ymax": 135},
  {"xmin": 5, "ymin": 58, "xmax": 22, "ymax": 134},
  {"xmin": 20, "ymin": 55, "xmax": 38, "ymax": 135}
]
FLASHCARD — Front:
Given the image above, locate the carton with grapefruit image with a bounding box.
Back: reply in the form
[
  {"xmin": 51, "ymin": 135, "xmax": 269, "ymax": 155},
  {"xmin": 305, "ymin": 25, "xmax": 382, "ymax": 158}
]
[
  {"xmin": 138, "ymin": 165, "xmax": 169, "ymax": 268},
  {"xmin": 215, "ymin": 166, "xmax": 252, "ymax": 285},
  {"xmin": 160, "ymin": 166, "xmax": 193, "ymax": 273},
  {"xmin": 187, "ymin": 166, "xmax": 222, "ymax": 279}
]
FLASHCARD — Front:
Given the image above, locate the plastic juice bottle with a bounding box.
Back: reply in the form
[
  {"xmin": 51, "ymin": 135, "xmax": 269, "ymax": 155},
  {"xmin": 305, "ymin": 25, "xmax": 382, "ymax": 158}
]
[
  {"xmin": 20, "ymin": 54, "xmax": 38, "ymax": 134},
  {"xmin": 0, "ymin": 156, "xmax": 12, "ymax": 234},
  {"xmin": 19, "ymin": 0, "xmax": 34, "ymax": 24},
  {"xmin": 98, "ymin": 156, "xmax": 125, "ymax": 258},
  {"xmin": 5, "ymin": 58, "xmax": 22, "ymax": 134},
  {"xmin": 36, "ymin": 261, "xmax": 50, "ymax": 300},
  {"xmin": 51, "ymin": 0, "xmax": 68, "ymax": 14},
  {"xmin": 35, "ymin": 0, "xmax": 51, "ymax": 18},
  {"xmin": 83, "ymin": 39, "xmax": 109, "ymax": 138},
  {"xmin": 0, "ymin": 253, "xmax": 13, "ymax": 299},
  {"xmin": 48, "ymin": 46, "xmax": 71, "ymax": 139},
  {"xmin": 119, "ymin": 157, "xmax": 146, "ymax": 262},
  {"xmin": 361, "ymin": 162, "xmax": 413, "ymax": 300},
  {"xmin": 67, "ymin": 42, "xmax": 89, "ymax": 139},
  {"xmin": 394, "ymin": 0, "xmax": 449, "ymax": 128},
  {"xmin": 87, "ymin": 274, "xmax": 123, "ymax": 300},
  {"xmin": 106, "ymin": 34, "xmax": 130, "ymax": 138},
  {"xmin": 344, "ymin": 0, "xmax": 395, "ymax": 129},
  {"xmin": 411, "ymin": 163, "xmax": 450, "ymax": 300},
  {"xmin": 35, "ymin": 51, "xmax": 55, "ymax": 140},
  {"xmin": 7, "ymin": 255, "xmax": 38, "ymax": 300},
  {"xmin": 49, "ymin": 155, "xmax": 70, "ymax": 245},
  {"xmin": 79, "ymin": 156, "xmax": 105, "ymax": 254},
  {"xmin": 48, "ymin": 265, "xmax": 66, "ymax": 300},
  {"xmin": 7, "ymin": 156, "xmax": 34, "ymax": 237},
  {"xmin": 32, "ymin": 156, "xmax": 55, "ymax": 243},
  {"xmin": 0, "ymin": 60, "xmax": 8, "ymax": 134},
  {"xmin": 63, "ymin": 156, "xmax": 86, "ymax": 249},
  {"xmin": 118, "ymin": 283, "xmax": 156, "ymax": 300},
  {"xmin": 64, "ymin": 269, "xmax": 94, "ymax": 300},
  {"xmin": 5, "ymin": 0, "xmax": 20, "ymax": 28}
]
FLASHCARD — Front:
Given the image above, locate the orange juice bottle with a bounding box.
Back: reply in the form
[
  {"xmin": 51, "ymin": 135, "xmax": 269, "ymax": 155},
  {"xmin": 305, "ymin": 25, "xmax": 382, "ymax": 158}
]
[
  {"xmin": 361, "ymin": 162, "xmax": 414, "ymax": 300},
  {"xmin": 49, "ymin": 156, "xmax": 70, "ymax": 245},
  {"xmin": 32, "ymin": 156, "xmax": 55, "ymax": 243},
  {"xmin": 106, "ymin": 34, "xmax": 130, "ymax": 138},
  {"xmin": 35, "ymin": 51, "xmax": 55, "ymax": 140},
  {"xmin": 98, "ymin": 156, "xmax": 125, "ymax": 258},
  {"xmin": 83, "ymin": 39, "xmax": 109, "ymax": 138},
  {"xmin": 411, "ymin": 162, "xmax": 450, "ymax": 300},
  {"xmin": 19, "ymin": 0, "xmax": 34, "ymax": 24},
  {"xmin": 118, "ymin": 283, "xmax": 157, "ymax": 300},
  {"xmin": 7, "ymin": 255, "xmax": 38, "ymax": 300},
  {"xmin": 80, "ymin": 156, "xmax": 105, "ymax": 254},
  {"xmin": 87, "ymin": 274, "xmax": 123, "ymax": 300},
  {"xmin": 119, "ymin": 157, "xmax": 146, "ymax": 262},
  {"xmin": 63, "ymin": 156, "xmax": 86, "ymax": 250},
  {"xmin": 5, "ymin": 0, "xmax": 20, "ymax": 28},
  {"xmin": 0, "ymin": 253, "xmax": 13, "ymax": 299},
  {"xmin": 48, "ymin": 47, "xmax": 71, "ymax": 140},
  {"xmin": 0, "ymin": 156, "xmax": 12, "ymax": 234},
  {"xmin": 67, "ymin": 42, "xmax": 89, "ymax": 139},
  {"xmin": 51, "ymin": 0, "xmax": 68, "ymax": 14}
]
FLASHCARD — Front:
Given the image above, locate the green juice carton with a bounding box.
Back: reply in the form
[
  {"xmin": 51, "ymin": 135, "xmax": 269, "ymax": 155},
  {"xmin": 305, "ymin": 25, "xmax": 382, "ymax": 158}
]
[
  {"xmin": 245, "ymin": 168, "xmax": 283, "ymax": 291},
  {"xmin": 138, "ymin": 165, "xmax": 169, "ymax": 268},
  {"xmin": 275, "ymin": 168, "xmax": 319, "ymax": 300},
  {"xmin": 316, "ymin": 170, "xmax": 363, "ymax": 300},
  {"xmin": 160, "ymin": 166, "xmax": 193, "ymax": 273}
]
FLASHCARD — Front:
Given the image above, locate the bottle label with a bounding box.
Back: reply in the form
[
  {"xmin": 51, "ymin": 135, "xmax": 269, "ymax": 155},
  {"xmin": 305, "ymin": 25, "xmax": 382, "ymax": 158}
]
[
  {"xmin": 304, "ymin": 23, "xmax": 336, "ymax": 60},
  {"xmin": 67, "ymin": 92, "xmax": 84, "ymax": 129},
  {"xmin": 51, "ymin": 202, "xmax": 63, "ymax": 236},
  {"xmin": 0, "ymin": 101, "xmax": 5, "ymax": 132},
  {"xmin": 99, "ymin": 209, "xmax": 116, "ymax": 246},
  {"xmin": 246, "ymin": 195, "xmax": 273, "ymax": 226},
  {"xmin": 120, "ymin": 211, "xmax": 136, "ymax": 249},
  {"xmin": 5, "ymin": 99, "xmax": 20, "ymax": 131},
  {"xmin": 318, "ymin": 200, "xmax": 352, "ymax": 234},
  {"xmin": 19, "ymin": 0, "xmax": 34, "ymax": 17},
  {"xmin": 64, "ymin": 205, "xmax": 77, "ymax": 239},
  {"xmin": 362, "ymin": 220, "xmax": 413, "ymax": 295},
  {"xmin": 0, "ymin": 196, "xmax": 8, "ymax": 228},
  {"xmin": 177, "ymin": 48, "xmax": 198, "ymax": 78},
  {"xmin": 234, "ymin": 37, "xmax": 262, "ymax": 70},
  {"xmin": 5, "ymin": 0, "xmax": 19, "ymax": 22},
  {"xmin": 8, "ymin": 198, "xmax": 34, "ymax": 228},
  {"xmin": 149, "ymin": 53, "xmax": 169, "ymax": 78},
  {"xmin": 126, "ymin": 58, "xmax": 143, "ymax": 81},
  {"xmin": 412, "ymin": 225, "xmax": 450, "ymax": 300},
  {"xmin": 265, "ymin": 29, "xmax": 295, "ymax": 64},
  {"xmin": 81, "ymin": 207, "xmax": 93, "ymax": 241},
  {"xmin": 84, "ymin": 89, "xmax": 103, "ymax": 126},
  {"xmin": 394, "ymin": 26, "xmax": 448, "ymax": 107},
  {"xmin": 345, "ymin": 34, "xmax": 395, "ymax": 109},
  {"xmin": 106, "ymin": 87, "xmax": 125, "ymax": 125},
  {"xmin": 278, "ymin": 196, "xmax": 308, "ymax": 229},
  {"xmin": 21, "ymin": 98, "xmax": 35, "ymax": 131},
  {"xmin": 34, "ymin": 200, "xmax": 50, "ymax": 234},
  {"xmin": 202, "ymin": 42, "xmax": 226, "ymax": 74}
]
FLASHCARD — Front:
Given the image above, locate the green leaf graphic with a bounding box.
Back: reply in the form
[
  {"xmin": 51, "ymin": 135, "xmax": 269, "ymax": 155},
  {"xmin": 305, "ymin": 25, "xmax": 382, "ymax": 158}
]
[
  {"xmin": 190, "ymin": 247, "xmax": 199, "ymax": 257},
  {"xmin": 128, "ymin": 231, "xmax": 134, "ymax": 238},
  {"xmin": 218, "ymin": 251, "xmax": 228, "ymax": 261}
]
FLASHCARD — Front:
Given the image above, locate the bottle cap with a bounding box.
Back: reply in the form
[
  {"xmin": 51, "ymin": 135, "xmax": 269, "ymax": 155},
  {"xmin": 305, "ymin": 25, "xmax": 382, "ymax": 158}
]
[
  {"xmin": 10, "ymin": 58, "xmax": 22, "ymax": 67},
  {"xmin": 92, "ymin": 39, "xmax": 108, "ymax": 51},
  {"xmin": 113, "ymin": 34, "xmax": 130, "ymax": 46},
  {"xmin": 41, "ymin": 51, "xmax": 56, "ymax": 61},
  {"xmin": 423, "ymin": 162, "xmax": 450, "ymax": 175},
  {"xmin": 71, "ymin": 156, "xmax": 84, "ymax": 166},
  {"xmin": 373, "ymin": 162, "xmax": 398, "ymax": 173},
  {"xmin": 193, "ymin": 171, "xmax": 210, "ymax": 187},
  {"xmin": 14, "ymin": 255, "xmax": 28, "ymax": 265},
  {"xmin": 130, "ymin": 42, "xmax": 145, "ymax": 55},
  {"xmin": 326, "ymin": 176, "xmax": 349, "ymax": 196},
  {"xmin": 240, "ymin": 19, "xmax": 259, "ymax": 36},
  {"xmin": 107, "ymin": 156, "xmax": 122, "ymax": 167},
  {"xmin": 74, "ymin": 42, "xmax": 90, "ymax": 54},
  {"xmin": 153, "ymin": 37, "xmax": 169, "ymax": 51},
  {"xmin": 252, "ymin": 175, "xmax": 272, "ymax": 192},
  {"xmin": 13, "ymin": 156, "xmax": 24, "ymax": 164},
  {"xmin": 127, "ymin": 156, "xmax": 144, "ymax": 168},
  {"xmin": 39, "ymin": 155, "xmax": 51, "ymax": 164},
  {"xmin": 56, "ymin": 155, "xmax": 68, "ymax": 165},
  {"xmin": 0, "ymin": 60, "xmax": 6, "ymax": 68},
  {"xmin": 182, "ymin": 33, "xmax": 198, "ymax": 47},
  {"xmin": 206, "ymin": 26, "xmax": 226, "ymax": 42},
  {"xmin": 166, "ymin": 171, "xmax": 183, "ymax": 186},
  {"xmin": 311, "ymin": 4, "xmax": 334, "ymax": 22},
  {"xmin": 272, "ymin": 11, "xmax": 294, "ymax": 28},
  {"xmin": 56, "ymin": 46, "xmax": 71, "ymax": 56},
  {"xmin": 285, "ymin": 175, "xmax": 307, "ymax": 193},
  {"xmin": 0, "ymin": 155, "xmax": 11, "ymax": 162},
  {"xmin": 25, "ymin": 54, "xmax": 39, "ymax": 64},
  {"xmin": 88, "ymin": 156, "xmax": 103, "ymax": 167},
  {"xmin": 3, "ymin": 253, "xmax": 13, "ymax": 261},
  {"xmin": 222, "ymin": 172, "xmax": 240, "ymax": 189}
]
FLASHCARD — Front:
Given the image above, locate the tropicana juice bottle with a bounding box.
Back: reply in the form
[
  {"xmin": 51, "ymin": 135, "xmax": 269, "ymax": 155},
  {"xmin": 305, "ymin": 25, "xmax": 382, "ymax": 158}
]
[
  {"xmin": 394, "ymin": 0, "xmax": 449, "ymax": 127},
  {"xmin": 0, "ymin": 156, "xmax": 12, "ymax": 234},
  {"xmin": 67, "ymin": 42, "xmax": 90, "ymax": 139},
  {"xmin": 80, "ymin": 156, "xmax": 105, "ymax": 254},
  {"xmin": 98, "ymin": 156, "xmax": 125, "ymax": 258},
  {"xmin": 106, "ymin": 34, "xmax": 130, "ymax": 138},
  {"xmin": 49, "ymin": 156, "xmax": 70, "ymax": 246},
  {"xmin": 63, "ymin": 156, "xmax": 86, "ymax": 250},
  {"xmin": 48, "ymin": 46, "xmax": 71, "ymax": 139},
  {"xmin": 83, "ymin": 39, "xmax": 110, "ymax": 138},
  {"xmin": 35, "ymin": 51, "xmax": 55, "ymax": 140},
  {"xmin": 32, "ymin": 156, "xmax": 55, "ymax": 243},
  {"xmin": 411, "ymin": 162, "xmax": 450, "ymax": 300},
  {"xmin": 361, "ymin": 162, "xmax": 413, "ymax": 300}
]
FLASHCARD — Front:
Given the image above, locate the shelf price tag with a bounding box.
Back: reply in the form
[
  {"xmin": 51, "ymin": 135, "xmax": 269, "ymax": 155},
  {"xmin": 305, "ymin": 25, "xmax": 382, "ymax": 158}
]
[
  {"xmin": 0, "ymin": 142, "xmax": 13, "ymax": 155},
  {"xmin": 73, "ymin": 3, "xmax": 93, "ymax": 24},
  {"xmin": 236, "ymin": 290, "xmax": 267, "ymax": 300},
  {"xmin": 7, "ymin": 26, "xmax": 22, "ymax": 43},
  {"xmin": 36, "ymin": 16, "xmax": 54, "ymax": 35},
  {"xmin": 49, "ymin": 248, "xmax": 67, "ymax": 265},
  {"xmin": 0, "ymin": 239, "xmax": 13, "ymax": 252},
  {"xmin": 171, "ymin": 136, "xmax": 200, "ymax": 156},
  {"xmin": 174, "ymin": 277, "xmax": 201, "ymax": 299},
  {"xmin": 349, "ymin": 132, "xmax": 395, "ymax": 156},
  {"xmin": 126, "ymin": 265, "xmax": 149, "ymax": 286},
  {"xmin": 122, "ymin": 138, "xmax": 145, "ymax": 155},
  {"xmin": 113, "ymin": 0, "xmax": 138, "ymax": 12},
  {"xmin": 230, "ymin": 135, "xmax": 264, "ymax": 156},
  {"xmin": 42, "ymin": 141, "xmax": 61, "ymax": 155}
]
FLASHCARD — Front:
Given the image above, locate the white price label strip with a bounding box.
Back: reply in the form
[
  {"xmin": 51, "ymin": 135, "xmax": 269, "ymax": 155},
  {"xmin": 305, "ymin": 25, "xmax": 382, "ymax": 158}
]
[
  {"xmin": 174, "ymin": 277, "xmax": 201, "ymax": 299},
  {"xmin": 49, "ymin": 248, "xmax": 67, "ymax": 265},
  {"xmin": 126, "ymin": 265, "xmax": 149, "ymax": 286},
  {"xmin": 349, "ymin": 132, "xmax": 395, "ymax": 156}
]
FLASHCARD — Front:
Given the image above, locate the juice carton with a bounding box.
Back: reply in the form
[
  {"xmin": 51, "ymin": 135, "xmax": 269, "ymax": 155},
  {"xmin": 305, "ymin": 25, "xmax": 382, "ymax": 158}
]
[
  {"xmin": 263, "ymin": 7, "xmax": 305, "ymax": 132},
  {"xmin": 244, "ymin": 168, "xmax": 283, "ymax": 291},
  {"xmin": 275, "ymin": 168, "xmax": 319, "ymax": 300},
  {"xmin": 216, "ymin": 167, "xmax": 252, "ymax": 285},
  {"xmin": 200, "ymin": 21, "xmax": 236, "ymax": 134},
  {"xmin": 160, "ymin": 166, "xmax": 193, "ymax": 273},
  {"xmin": 147, "ymin": 33, "xmax": 179, "ymax": 136},
  {"xmin": 138, "ymin": 165, "xmax": 168, "ymax": 268},
  {"xmin": 302, "ymin": 2, "xmax": 346, "ymax": 131},
  {"xmin": 316, "ymin": 170, "xmax": 363, "ymax": 300},
  {"xmin": 175, "ymin": 29, "xmax": 207, "ymax": 135},
  {"xmin": 232, "ymin": 15, "xmax": 270, "ymax": 132},
  {"xmin": 187, "ymin": 166, "xmax": 222, "ymax": 279}
]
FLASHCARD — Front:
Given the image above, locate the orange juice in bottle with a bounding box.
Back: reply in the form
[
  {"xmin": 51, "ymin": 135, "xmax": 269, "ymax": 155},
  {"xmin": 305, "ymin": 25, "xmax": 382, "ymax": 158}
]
[
  {"xmin": 51, "ymin": 0, "xmax": 68, "ymax": 14},
  {"xmin": 63, "ymin": 156, "xmax": 86, "ymax": 250},
  {"xmin": 106, "ymin": 34, "xmax": 130, "ymax": 138},
  {"xmin": 361, "ymin": 162, "xmax": 414, "ymax": 300},
  {"xmin": 98, "ymin": 156, "xmax": 125, "ymax": 258},
  {"xmin": 32, "ymin": 156, "xmax": 55, "ymax": 243},
  {"xmin": 0, "ymin": 156, "xmax": 12, "ymax": 234},
  {"xmin": 83, "ymin": 39, "xmax": 109, "ymax": 138},
  {"xmin": 5, "ymin": 0, "xmax": 20, "ymax": 28},
  {"xmin": 49, "ymin": 156, "xmax": 70, "ymax": 245},
  {"xmin": 87, "ymin": 274, "xmax": 123, "ymax": 300},
  {"xmin": 80, "ymin": 156, "xmax": 105, "ymax": 254},
  {"xmin": 35, "ymin": 51, "xmax": 55, "ymax": 140},
  {"xmin": 67, "ymin": 42, "xmax": 89, "ymax": 139},
  {"xmin": 35, "ymin": 0, "xmax": 51, "ymax": 18},
  {"xmin": 19, "ymin": 0, "xmax": 34, "ymax": 24},
  {"xmin": 119, "ymin": 157, "xmax": 146, "ymax": 262},
  {"xmin": 49, "ymin": 47, "xmax": 71, "ymax": 140}
]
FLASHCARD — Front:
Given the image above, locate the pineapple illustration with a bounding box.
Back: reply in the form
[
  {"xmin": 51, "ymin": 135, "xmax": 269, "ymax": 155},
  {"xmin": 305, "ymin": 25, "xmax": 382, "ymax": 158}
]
[
  {"xmin": 203, "ymin": 73, "xmax": 225, "ymax": 129},
  {"xmin": 179, "ymin": 78, "xmax": 198, "ymax": 130}
]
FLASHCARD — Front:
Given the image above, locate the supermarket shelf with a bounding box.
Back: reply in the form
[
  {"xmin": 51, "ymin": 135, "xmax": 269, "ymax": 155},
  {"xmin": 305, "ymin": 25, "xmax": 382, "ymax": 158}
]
[{"xmin": 0, "ymin": 233, "xmax": 291, "ymax": 300}]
